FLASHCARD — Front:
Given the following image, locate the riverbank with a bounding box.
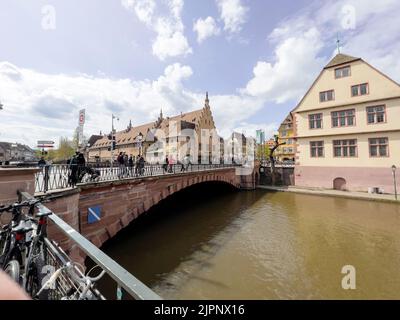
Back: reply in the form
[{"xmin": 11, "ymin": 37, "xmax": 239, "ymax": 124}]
[{"xmin": 257, "ymin": 185, "xmax": 400, "ymax": 204}]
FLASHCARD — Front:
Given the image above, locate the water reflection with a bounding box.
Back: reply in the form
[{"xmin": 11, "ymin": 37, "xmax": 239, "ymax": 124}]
[{"xmin": 92, "ymin": 183, "xmax": 400, "ymax": 300}]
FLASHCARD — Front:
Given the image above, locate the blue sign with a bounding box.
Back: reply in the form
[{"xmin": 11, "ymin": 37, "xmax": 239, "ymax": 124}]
[{"xmin": 88, "ymin": 206, "xmax": 101, "ymax": 224}]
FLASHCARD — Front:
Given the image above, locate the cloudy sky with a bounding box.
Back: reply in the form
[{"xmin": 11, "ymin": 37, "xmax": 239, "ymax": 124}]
[{"xmin": 0, "ymin": 0, "xmax": 399, "ymax": 147}]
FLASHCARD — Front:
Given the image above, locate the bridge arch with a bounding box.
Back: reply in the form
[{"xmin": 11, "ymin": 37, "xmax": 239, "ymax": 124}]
[{"xmin": 79, "ymin": 170, "xmax": 242, "ymax": 250}]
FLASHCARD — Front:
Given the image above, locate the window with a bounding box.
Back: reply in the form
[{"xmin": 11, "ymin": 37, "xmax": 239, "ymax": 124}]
[
  {"xmin": 351, "ymin": 83, "xmax": 369, "ymax": 97},
  {"xmin": 333, "ymin": 140, "xmax": 357, "ymax": 157},
  {"xmin": 310, "ymin": 141, "xmax": 324, "ymax": 158},
  {"xmin": 320, "ymin": 90, "xmax": 335, "ymax": 102},
  {"xmin": 335, "ymin": 66, "xmax": 351, "ymax": 79},
  {"xmin": 287, "ymin": 139, "xmax": 293, "ymax": 145},
  {"xmin": 369, "ymin": 138, "xmax": 389, "ymax": 157},
  {"xmin": 331, "ymin": 109, "xmax": 356, "ymax": 127},
  {"xmin": 281, "ymin": 131, "xmax": 287, "ymax": 137},
  {"xmin": 309, "ymin": 113, "xmax": 323, "ymax": 129},
  {"xmin": 367, "ymin": 105, "xmax": 386, "ymax": 124}
]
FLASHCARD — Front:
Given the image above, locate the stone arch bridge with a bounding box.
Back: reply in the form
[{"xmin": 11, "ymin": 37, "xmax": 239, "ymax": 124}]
[{"xmin": 0, "ymin": 165, "xmax": 258, "ymax": 262}]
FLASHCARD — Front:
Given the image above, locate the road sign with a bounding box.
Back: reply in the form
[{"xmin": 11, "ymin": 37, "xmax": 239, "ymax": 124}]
[
  {"xmin": 88, "ymin": 205, "xmax": 101, "ymax": 224},
  {"xmin": 37, "ymin": 145, "xmax": 54, "ymax": 148},
  {"xmin": 37, "ymin": 140, "xmax": 54, "ymax": 145},
  {"xmin": 79, "ymin": 109, "xmax": 86, "ymax": 125}
]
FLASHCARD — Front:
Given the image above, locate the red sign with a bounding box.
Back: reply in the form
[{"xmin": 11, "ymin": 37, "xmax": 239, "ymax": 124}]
[{"xmin": 79, "ymin": 109, "xmax": 86, "ymax": 125}]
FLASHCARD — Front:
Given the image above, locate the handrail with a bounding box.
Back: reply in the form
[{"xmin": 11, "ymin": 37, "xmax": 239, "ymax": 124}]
[
  {"xmin": 19, "ymin": 191, "xmax": 162, "ymax": 300},
  {"xmin": 35, "ymin": 163, "xmax": 240, "ymax": 193}
]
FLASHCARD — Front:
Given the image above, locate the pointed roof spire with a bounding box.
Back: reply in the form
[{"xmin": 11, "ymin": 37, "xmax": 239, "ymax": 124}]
[
  {"xmin": 205, "ymin": 91, "xmax": 210, "ymax": 108},
  {"xmin": 160, "ymin": 108, "xmax": 164, "ymax": 119}
]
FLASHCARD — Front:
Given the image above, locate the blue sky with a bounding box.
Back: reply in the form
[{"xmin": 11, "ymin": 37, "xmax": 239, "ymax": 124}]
[{"xmin": 0, "ymin": 0, "xmax": 399, "ymax": 147}]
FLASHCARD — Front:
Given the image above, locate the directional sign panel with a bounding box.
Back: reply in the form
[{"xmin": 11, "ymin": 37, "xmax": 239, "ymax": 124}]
[
  {"xmin": 87, "ymin": 205, "xmax": 101, "ymax": 224},
  {"xmin": 37, "ymin": 140, "xmax": 55, "ymax": 145}
]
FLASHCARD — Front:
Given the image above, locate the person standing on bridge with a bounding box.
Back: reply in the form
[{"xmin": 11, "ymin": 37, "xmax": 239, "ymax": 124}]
[
  {"xmin": 128, "ymin": 154, "xmax": 134, "ymax": 177},
  {"xmin": 123, "ymin": 153, "xmax": 129, "ymax": 176},
  {"xmin": 163, "ymin": 156, "xmax": 169, "ymax": 174},
  {"xmin": 68, "ymin": 152, "xmax": 79, "ymax": 186},
  {"xmin": 139, "ymin": 155, "xmax": 145, "ymax": 176},
  {"xmin": 117, "ymin": 152, "xmax": 125, "ymax": 179},
  {"xmin": 77, "ymin": 152, "xmax": 86, "ymax": 183}
]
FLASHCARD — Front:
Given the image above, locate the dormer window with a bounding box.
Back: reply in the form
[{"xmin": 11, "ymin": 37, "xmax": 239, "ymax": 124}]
[
  {"xmin": 335, "ymin": 66, "xmax": 351, "ymax": 79},
  {"xmin": 320, "ymin": 90, "xmax": 335, "ymax": 102}
]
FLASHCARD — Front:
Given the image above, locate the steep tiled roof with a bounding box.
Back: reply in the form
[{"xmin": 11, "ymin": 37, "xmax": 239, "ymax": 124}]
[
  {"xmin": 90, "ymin": 108, "xmax": 206, "ymax": 149},
  {"xmin": 324, "ymin": 53, "xmax": 361, "ymax": 69}
]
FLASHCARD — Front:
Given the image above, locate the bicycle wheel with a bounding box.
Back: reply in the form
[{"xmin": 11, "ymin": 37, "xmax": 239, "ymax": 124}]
[
  {"xmin": 5, "ymin": 260, "xmax": 20, "ymax": 284},
  {"xmin": 26, "ymin": 258, "xmax": 49, "ymax": 300}
]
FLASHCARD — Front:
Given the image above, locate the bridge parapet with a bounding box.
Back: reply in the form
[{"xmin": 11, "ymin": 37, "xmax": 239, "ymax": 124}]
[{"xmin": 2, "ymin": 165, "xmax": 258, "ymax": 260}]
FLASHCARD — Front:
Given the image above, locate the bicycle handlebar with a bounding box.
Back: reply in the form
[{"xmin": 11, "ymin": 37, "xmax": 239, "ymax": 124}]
[{"xmin": 0, "ymin": 197, "xmax": 52, "ymax": 214}]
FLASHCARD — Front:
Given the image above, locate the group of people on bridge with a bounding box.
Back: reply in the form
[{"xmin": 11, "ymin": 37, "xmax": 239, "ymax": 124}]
[{"xmin": 117, "ymin": 152, "xmax": 145, "ymax": 178}]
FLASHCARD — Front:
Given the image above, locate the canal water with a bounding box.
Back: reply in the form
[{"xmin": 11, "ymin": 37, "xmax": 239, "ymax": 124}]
[{"xmin": 94, "ymin": 183, "xmax": 400, "ymax": 300}]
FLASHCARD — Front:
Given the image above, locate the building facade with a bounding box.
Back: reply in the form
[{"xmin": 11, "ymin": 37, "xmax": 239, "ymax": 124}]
[
  {"xmin": 293, "ymin": 53, "xmax": 400, "ymax": 194},
  {"xmin": 88, "ymin": 93, "xmax": 222, "ymax": 163},
  {"xmin": 276, "ymin": 114, "xmax": 295, "ymax": 162},
  {"xmin": 0, "ymin": 142, "xmax": 37, "ymax": 164}
]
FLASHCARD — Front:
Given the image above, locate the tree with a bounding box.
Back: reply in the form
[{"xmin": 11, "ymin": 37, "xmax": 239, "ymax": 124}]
[
  {"xmin": 56, "ymin": 137, "xmax": 75, "ymax": 161},
  {"xmin": 256, "ymin": 143, "xmax": 270, "ymax": 160},
  {"xmin": 269, "ymin": 135, "xmax": 286, "ymax": 185}
]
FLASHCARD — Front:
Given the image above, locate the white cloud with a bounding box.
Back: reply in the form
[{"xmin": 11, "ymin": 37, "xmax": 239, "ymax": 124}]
[
  {"xmin": 244, "ymin": 28, "xmax": 324, "ymax": 104},
  {"xmin": 0, "ymin": 62, "xmax": 196, "ymax": 146},
  {"xmin": 121, "ymin": 0, "xmax": 155, "ymax": 26},
  {"xmin": 216, "ymin": 0, "xmax": 248, "ymax": 33},
  {"xmin": 243, "ymin": 0, "xmax": 400, "ymax": 106},
  {"xmin": 121, "ymin": 0, "xmax": 192, "ymax": 60},
  {"xmin": 193, "ymin": 16, "xmax": 220, "ymax": 43}
]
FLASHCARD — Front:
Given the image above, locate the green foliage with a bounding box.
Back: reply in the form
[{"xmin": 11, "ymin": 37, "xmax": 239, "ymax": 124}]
[{"xmin": 256, "ymin": 144, "xmax": 271, "ymax": 159}]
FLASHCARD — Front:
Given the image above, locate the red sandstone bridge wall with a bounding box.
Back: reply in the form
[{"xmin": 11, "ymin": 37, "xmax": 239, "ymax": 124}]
[
  {"xmin": 0, "ymin": 167, "xmax": 258, "ymax": 264},
  {"xmin": 79, "ymin": 169, "xmax": 241, "ymax": 250}
]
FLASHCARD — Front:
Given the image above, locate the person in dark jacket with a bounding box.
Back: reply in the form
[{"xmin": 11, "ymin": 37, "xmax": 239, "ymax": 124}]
[
  {"xmin": 128, "ymin": 155, "xmax": 134, "ymax": 176},
  {"xmin": 76, "ymin": 152, "xmax": 86, "ymax": 182},
  {"xmin": 163, "ymin": 156, "xmax": 169, "ymax": 173},
  {"xmin": 138, "ymin": 155, "xmax": 145, "ymax": 176},
  {"xmin": 38, "ymin": 157, "xmax": 46, "ymax": 167},
  {"xmin": 68, "ymin": 152, "xmax": 79, "ymax": 186}
]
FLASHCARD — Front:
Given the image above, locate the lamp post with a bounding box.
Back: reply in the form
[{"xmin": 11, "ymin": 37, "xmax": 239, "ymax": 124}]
[
  {"xmin": 111, "ymin": 114, "xmax": 119, "ymax": 168},
  {"xmin": 138, "ymin": 133, "xmax": 143, "ymax": 157},
  {"xmin": 392, "ymin": 165, "xmax": 398, "ymax": 201}
]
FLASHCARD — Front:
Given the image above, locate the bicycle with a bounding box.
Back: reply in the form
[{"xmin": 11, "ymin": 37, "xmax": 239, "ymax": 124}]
[
  {"xmin": 0, "ymin": 197, "xmax": 53, "ymax": 297},
  {"xmin": 34, "ymin": 238, "xmax": 105, "ymax": 300},
  {"xmin": 0, "ymin": 199, "xmax": 42, "ymax": 283}
]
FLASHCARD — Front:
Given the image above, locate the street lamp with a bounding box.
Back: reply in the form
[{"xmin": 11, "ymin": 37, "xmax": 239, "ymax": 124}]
[
  {"xmin": 111, "ymin": 114, "xmax": 119, "ymax": 167},
  {"xmin": 138, "ymin": 133, "xmax": 143, "ymax": 157},
  {"xmin": 392, "ymin": 165, "xmax": 398, "ymax": 201}
]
